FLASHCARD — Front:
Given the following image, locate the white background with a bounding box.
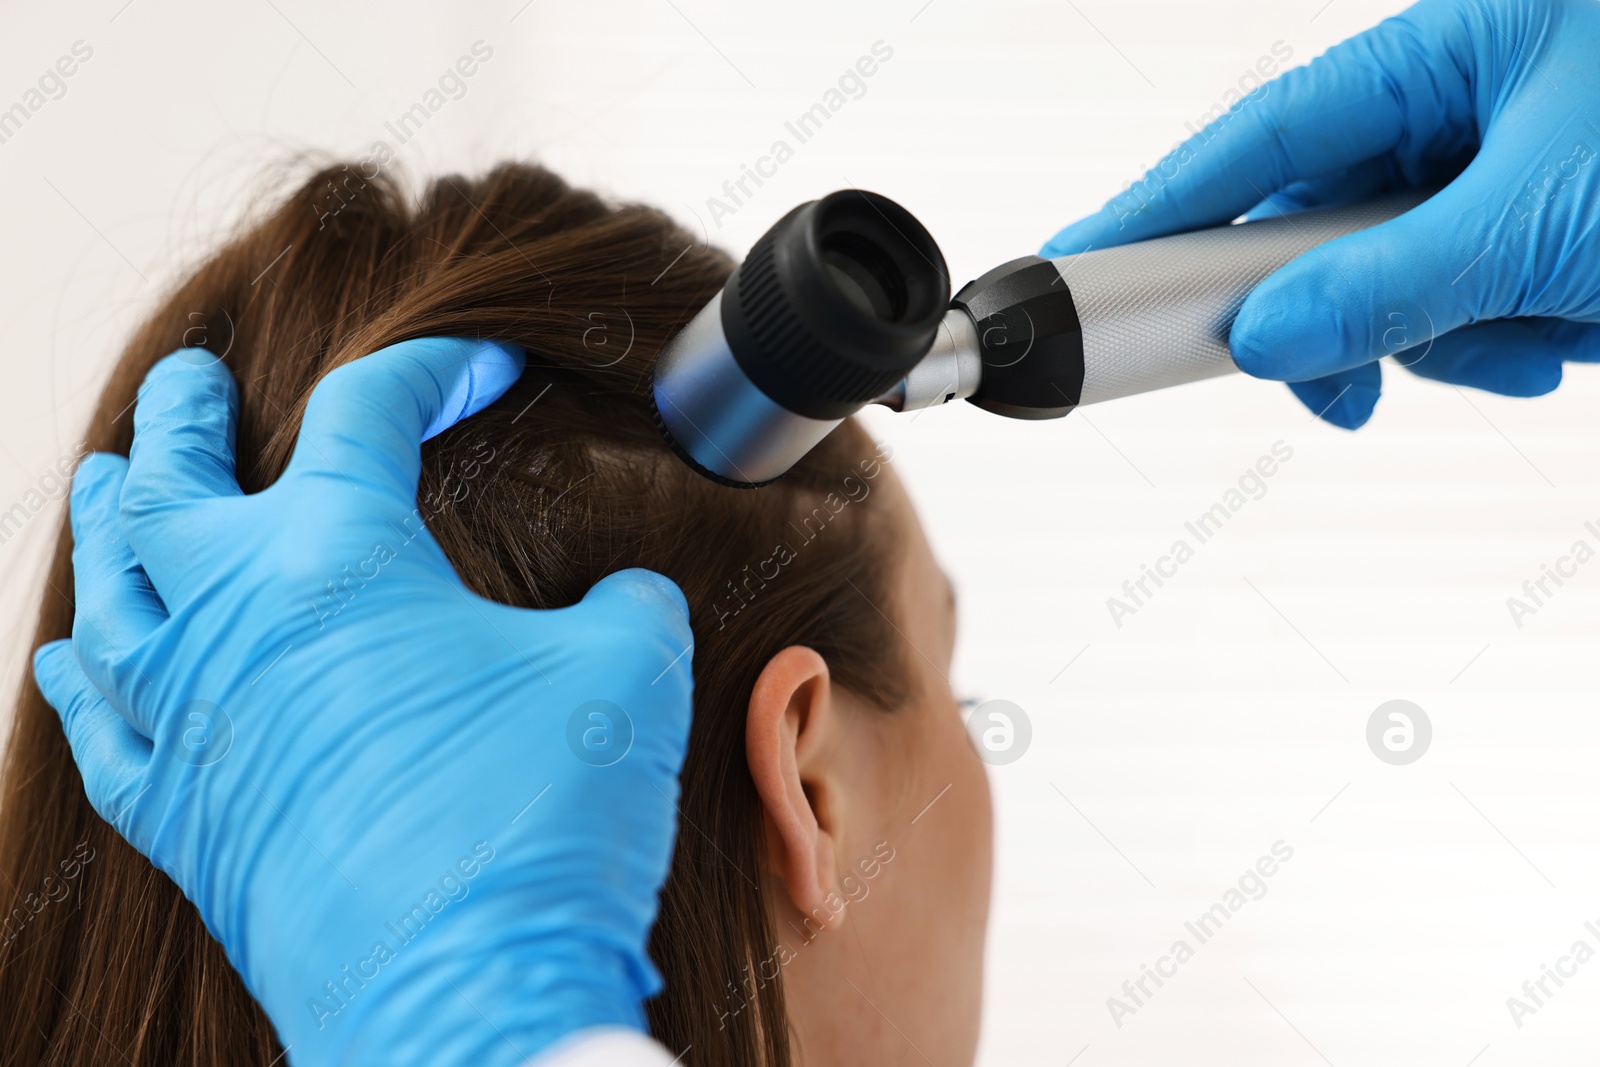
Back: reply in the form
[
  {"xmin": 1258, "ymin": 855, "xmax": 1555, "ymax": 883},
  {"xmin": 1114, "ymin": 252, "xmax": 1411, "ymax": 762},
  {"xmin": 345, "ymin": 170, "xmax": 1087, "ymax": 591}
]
[{"xmin": 2, "ymin": 2, "xmax": 1597, "ymax": 1065}]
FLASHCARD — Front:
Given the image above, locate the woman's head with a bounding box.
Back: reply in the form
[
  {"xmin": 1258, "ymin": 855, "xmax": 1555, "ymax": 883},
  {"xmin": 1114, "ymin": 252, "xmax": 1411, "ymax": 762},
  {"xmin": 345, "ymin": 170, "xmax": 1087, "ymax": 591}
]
[{"xmin": 0, "ymin": 161, "xmax": 990, "ymax": 1065}]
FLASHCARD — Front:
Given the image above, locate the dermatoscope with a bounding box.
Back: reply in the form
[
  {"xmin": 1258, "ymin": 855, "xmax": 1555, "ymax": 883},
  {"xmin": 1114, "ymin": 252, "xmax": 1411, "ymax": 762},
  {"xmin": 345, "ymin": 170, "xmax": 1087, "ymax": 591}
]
[{"xmin": 651, "ymin": 187, "xmax": 1428, "ymax": 486}]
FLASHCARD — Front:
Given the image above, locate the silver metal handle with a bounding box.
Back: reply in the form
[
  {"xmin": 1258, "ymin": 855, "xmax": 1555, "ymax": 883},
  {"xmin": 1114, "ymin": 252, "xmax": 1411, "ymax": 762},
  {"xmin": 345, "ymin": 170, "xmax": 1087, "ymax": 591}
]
[{"xmin": 1055, "ymin": 190, "xmax": 1430, "ymax": 406}]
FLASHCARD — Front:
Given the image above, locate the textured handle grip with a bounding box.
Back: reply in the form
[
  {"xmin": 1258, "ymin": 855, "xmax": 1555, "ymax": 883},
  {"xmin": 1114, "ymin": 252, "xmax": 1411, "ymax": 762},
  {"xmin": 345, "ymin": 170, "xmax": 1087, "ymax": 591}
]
[{"xmin": 1054, "ymin": 190, "xmax": 1431, "ymax": 406}]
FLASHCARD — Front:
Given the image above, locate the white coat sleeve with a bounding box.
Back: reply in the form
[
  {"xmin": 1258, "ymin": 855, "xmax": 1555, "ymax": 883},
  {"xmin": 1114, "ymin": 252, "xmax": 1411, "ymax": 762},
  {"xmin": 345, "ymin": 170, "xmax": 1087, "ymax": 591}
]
[{"xmin": 525, "ymin": 1027, "xmax": 684, "ymax": 1067}]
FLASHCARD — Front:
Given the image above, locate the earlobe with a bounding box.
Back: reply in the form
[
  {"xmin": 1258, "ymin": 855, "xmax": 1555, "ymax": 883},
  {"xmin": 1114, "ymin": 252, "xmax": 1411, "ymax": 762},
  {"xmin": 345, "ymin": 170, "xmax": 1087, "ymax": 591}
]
[{"xmin": 746, "ymin": 645, "xmax": 844, "ymax": 923}]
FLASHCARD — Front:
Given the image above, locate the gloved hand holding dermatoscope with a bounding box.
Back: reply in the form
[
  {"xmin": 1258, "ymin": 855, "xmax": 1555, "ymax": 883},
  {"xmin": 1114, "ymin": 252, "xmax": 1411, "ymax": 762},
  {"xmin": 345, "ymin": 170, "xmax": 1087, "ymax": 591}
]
[
  {"xmin": 662, "ymin": 0, "xmax": 1600, "ymax": 471},
  {"xmin": 1038, "ymin": 0, "xmax": 1600, "ymax": 429},
  {"xmin": 652, "ymin": 187, "xmax": 1426, "ymax": 486}
]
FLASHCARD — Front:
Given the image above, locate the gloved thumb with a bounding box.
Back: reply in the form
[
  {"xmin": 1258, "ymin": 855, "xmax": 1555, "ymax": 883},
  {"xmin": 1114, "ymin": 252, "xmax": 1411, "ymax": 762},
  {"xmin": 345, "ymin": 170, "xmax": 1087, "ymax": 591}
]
[
  {"xmin": 569, "ymin": 566, "xmax": 695, "ymax": 764},
  {"xmin": 1230, "ymin": 170, "xmax": 1508, "ymax": 383},
  {"xmin": 578, "ymin": 566, "xmax": 694, "ymax": 694},
  {"xmin": 579, "ymin": 567, "xmax": 692, "ymax": 637},
  {"xmin": 1287, "ymin": 362, "xmax": 1383, "ymax": 431}
]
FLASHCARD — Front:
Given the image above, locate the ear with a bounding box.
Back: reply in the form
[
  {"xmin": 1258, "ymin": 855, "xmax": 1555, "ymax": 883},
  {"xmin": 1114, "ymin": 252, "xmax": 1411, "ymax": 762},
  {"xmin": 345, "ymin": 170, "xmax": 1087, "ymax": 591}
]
[{"xmin": 746, "ymin": 645, "xmax": 844, "ymax": 921}]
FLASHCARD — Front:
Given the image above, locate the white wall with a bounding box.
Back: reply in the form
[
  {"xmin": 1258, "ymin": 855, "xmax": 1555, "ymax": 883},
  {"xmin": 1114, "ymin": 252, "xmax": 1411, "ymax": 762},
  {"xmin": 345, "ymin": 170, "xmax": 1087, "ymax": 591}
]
[{"xmin": 2, "ymin": 2, "xmax": 1596, "ymax": 1064}]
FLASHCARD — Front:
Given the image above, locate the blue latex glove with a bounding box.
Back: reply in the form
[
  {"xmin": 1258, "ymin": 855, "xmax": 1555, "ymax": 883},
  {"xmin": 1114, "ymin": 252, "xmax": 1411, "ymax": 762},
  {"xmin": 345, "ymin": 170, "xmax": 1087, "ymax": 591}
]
[
  {"xmin": 32, "ymin": 339, "xmax": 696, "ymax": 1066},
  {"xmin": 1042, "ymin": 0, "xmax": 1600, "ymax": 428}
]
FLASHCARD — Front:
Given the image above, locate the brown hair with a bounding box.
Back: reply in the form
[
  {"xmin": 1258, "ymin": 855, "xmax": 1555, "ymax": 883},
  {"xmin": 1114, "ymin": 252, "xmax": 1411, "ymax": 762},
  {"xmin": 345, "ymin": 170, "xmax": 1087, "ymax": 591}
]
[{"xmin": 0, "ymin": 161, "xmax": 912, "ymax": 1066}]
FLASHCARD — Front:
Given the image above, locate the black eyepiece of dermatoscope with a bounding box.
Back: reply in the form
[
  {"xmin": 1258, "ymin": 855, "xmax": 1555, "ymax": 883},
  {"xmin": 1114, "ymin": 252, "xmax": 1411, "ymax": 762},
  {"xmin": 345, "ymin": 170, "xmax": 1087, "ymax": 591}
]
[{"xmin": 652, "ymin": 189, "xmax": 950, "ymax": 487}]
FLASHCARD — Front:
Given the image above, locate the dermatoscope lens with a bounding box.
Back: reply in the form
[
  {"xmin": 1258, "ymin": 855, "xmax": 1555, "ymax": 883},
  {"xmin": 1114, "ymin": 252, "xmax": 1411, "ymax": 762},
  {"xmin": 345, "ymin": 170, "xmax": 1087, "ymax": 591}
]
[
  {"xmin": 651, "ymin": 189, "xmax": 949, "ymax": 487},
  {"xmin": 820, "ymin": 231, "xmax": 910, "ymax": 322}
]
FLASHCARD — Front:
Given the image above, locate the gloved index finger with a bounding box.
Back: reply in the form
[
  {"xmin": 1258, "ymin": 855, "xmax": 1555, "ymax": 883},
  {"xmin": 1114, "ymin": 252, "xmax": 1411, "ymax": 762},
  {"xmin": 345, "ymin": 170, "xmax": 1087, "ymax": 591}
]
[
  {"xmin": 1040, "ymin": 15, "xmax": 1451, "ymax": 256},
  {"xmin": 122, "ymin": 350, "xmax": 244, "ymax": 514},
  {"xmin": 118, "ymin": 352, "xmax": 247, "ymax": 603}
]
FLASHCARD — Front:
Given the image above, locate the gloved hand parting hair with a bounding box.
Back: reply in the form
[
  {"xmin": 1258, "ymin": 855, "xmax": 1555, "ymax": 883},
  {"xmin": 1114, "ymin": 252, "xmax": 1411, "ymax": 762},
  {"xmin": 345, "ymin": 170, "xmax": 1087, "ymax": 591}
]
[{"xmin": 33, "ymin": 337, "xmax": 695, "ymax": 1067}]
